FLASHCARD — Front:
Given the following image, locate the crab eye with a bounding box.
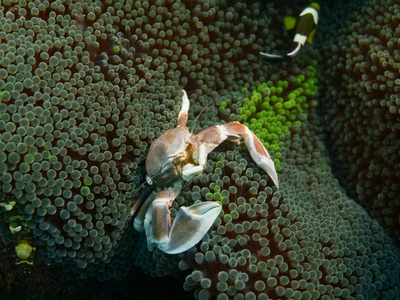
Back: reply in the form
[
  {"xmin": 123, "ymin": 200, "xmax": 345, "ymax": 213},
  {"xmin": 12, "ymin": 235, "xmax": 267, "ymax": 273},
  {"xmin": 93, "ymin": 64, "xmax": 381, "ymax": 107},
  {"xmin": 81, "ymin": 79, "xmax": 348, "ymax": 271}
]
[{"xmin": 146, "ymin": 175, "xmax": 153, "ymax": 185}]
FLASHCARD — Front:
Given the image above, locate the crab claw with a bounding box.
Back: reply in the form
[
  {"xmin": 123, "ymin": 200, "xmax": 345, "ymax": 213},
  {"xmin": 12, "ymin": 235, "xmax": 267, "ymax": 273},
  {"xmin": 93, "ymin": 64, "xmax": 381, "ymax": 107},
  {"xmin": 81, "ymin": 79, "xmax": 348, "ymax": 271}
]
[
  {"xmin": 158, "ymin": 202, "xmax": 222, "ymax": 254},
  {"xmin": 242, "ymin": 131, "xmax": 280, "ymax": 187},
  {"xmin": 196, "ymin": 122, "xmax": 279, "ymax": 187}
]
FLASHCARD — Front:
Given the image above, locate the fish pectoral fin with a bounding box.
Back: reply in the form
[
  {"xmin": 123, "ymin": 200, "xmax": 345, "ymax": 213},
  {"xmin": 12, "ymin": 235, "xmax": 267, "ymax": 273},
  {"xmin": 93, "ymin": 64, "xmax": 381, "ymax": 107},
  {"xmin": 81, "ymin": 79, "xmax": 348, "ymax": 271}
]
[
  {"xmin": 307, "ymin": 29, "xmax": 316, "ymax": 44},
  {"xmin": 284, "ymin": 16, "xmax": 297, "ymax": 30}
]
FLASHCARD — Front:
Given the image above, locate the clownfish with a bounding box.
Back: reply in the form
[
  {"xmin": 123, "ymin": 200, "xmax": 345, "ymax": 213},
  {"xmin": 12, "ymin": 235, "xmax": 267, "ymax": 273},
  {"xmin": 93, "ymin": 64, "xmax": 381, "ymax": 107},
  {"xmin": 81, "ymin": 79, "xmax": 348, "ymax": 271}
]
[{"xmin": 260, "ymin": 3, "xmax": 320, "ymax": 62}]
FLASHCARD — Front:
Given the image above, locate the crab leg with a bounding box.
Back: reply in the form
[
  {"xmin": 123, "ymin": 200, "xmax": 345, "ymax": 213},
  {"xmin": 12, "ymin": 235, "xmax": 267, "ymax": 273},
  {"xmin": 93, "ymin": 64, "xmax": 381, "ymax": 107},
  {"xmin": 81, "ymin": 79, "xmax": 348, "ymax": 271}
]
[
  {"xmin": 131, "ymin": 183, "xmax": 155, "ymax": 217},
  {"xmin": 196, "ymin": 122, "xmax": 279, "ymax": 187},
  {"xmin": 177, "ymin": 90, "xmax": 190, "ymax": 127},
  {"xmin": 133, "ymin": 191, "xmax": 156, "ymax": 232}
]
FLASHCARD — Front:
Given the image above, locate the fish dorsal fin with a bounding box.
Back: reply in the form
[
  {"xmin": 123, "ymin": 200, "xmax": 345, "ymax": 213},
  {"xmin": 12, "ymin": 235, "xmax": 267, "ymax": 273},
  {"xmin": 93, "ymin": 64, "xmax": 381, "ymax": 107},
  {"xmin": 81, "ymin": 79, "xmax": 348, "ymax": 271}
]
[
  {"xmin": 307, "ymin": 29, "xmax": 316, "ymax": 44},
  {"xmin": 310, "ymin": 3, "xmax": 320, "ymax": 11},
  {"xmin": 284, "ymin": 16, "xmax": 297, "ymax": 30}
]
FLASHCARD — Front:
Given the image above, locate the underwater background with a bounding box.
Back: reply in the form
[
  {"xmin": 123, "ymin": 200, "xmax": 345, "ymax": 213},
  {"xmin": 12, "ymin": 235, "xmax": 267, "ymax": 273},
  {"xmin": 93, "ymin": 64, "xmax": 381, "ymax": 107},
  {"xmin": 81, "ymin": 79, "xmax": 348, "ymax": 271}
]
[{"xmin": 0, "ymin": 0, "xmax": 399, "ymax": 299}]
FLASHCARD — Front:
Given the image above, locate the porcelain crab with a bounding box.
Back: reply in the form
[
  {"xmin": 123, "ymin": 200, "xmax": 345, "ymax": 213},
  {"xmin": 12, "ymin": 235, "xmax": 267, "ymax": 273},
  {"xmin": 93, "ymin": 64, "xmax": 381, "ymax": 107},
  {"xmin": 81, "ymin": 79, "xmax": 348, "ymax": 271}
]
[{"xmin": 131, "ymin": 90, "xmax": 279, "ymax": 254}]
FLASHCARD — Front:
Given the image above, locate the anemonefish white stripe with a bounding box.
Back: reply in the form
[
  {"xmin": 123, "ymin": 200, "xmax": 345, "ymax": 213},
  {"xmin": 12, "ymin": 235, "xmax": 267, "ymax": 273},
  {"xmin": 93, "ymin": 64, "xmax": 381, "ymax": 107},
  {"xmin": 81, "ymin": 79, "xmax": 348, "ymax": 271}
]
[
  {"xmin": 299, "ymin": 7, "xmax": 319, "ymax": 24},
  {"xmin": 293, "ymin": 33, "xmax": 307, "ymax": 46}
]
